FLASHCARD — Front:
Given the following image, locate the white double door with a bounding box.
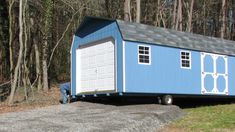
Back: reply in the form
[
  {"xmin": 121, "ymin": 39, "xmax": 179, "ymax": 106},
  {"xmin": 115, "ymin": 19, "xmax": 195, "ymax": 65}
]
[{"xmin": 201, "ymin": 52, "xmax": 228, "ymax": 95}]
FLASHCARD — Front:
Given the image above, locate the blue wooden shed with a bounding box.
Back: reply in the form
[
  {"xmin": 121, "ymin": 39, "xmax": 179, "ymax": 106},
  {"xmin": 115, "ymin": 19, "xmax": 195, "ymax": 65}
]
[{"xmin": 70, "ymin": 16, "xmax": 235, "ymax": 104}]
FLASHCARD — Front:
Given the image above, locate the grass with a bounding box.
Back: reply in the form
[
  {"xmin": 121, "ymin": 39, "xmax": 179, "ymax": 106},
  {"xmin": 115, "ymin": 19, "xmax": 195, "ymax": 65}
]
[{"xmin": 168, "ymin": 103, "xmax": 235, "ymax": 132}]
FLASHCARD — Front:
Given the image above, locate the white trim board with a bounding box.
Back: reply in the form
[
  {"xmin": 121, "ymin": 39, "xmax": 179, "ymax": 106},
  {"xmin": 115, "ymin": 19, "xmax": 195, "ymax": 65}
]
[{"xmin": 122, "ymin": 41, "xmax": 126, "ymax": 92}]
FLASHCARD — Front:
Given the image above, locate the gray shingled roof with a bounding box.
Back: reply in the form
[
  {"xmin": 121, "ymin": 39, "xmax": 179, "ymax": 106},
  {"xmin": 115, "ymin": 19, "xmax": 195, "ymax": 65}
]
[{"xmin": 116, "ymin": 20, "xmax": 235, "ymax": 56}]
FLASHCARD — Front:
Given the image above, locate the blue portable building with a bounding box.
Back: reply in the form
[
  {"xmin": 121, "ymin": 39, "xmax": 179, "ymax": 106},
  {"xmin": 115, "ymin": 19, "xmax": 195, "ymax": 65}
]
[{"xmin": 70, "ymin": 16, "xmax": 235, "ymax": 104}]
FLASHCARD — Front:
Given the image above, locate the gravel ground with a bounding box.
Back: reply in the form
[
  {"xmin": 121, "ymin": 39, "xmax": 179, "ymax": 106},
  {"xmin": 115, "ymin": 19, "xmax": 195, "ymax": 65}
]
[{"xmin": 0, "ymin": 101, "xmax": 184, "ymax": 132}]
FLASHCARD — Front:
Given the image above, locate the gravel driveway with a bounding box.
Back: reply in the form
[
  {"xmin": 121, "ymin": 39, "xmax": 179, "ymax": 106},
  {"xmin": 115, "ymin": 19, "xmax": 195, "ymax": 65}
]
[{"xmin": 0, "ymin": 101, "xmax": 184, "ymax": 132}]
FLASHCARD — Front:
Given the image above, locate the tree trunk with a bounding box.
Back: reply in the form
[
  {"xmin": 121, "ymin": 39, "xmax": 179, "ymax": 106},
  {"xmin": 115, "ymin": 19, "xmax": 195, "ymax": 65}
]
[
  {"xmin": 124, "ymin": 0, "xmax": 131, "ymax": 21},
  {"xmin": 221, "ymin": 0, "xmax": 227, "ymax": 38},
  {"xmin": 187, "ymin": 0, "xmax": 194, "ymax": 32},
  {"xmin": 136, "ymin": 0, "xmax": 141, "ymax": 23},
  {"xmin": 0, "ymin": 49, "xmax": 2, "ymax": 82},
  {"xmin": 203, "ymin": 1, "xmax": 206, "ymax": 35},
  {"xmin": 158, "ymin": 0, "xmax": 166, "ymax": 28},
  {"xmin": 42, "ymin": 0, "xmax": 53, "ymax": 92},
  {"xmin": 172, "ymin": 0, "xmax": 177, "ymax": 29},
  {"xmin": 8, "ymin": 0, "xmax": 24, "ymax": 105},
  {"xmin": 8, "ymin": 0, "xmax": 14, "ymax": 83},
  {"xmin": 0, "ymin": 10, "xmax": 3, "ymax": 82},
  {"xmin": 231, "ymin": 1, "xmax": 235, "ymax": 40},
  {"xmin": 22, "ymin": 0, "xmax": 29, "ymax": 100},
  {"xmin": 176, "ymin": 0, "xmax": 182, "ymax": 31},
  {"xmin": 42, "ymin": 38, "xmax": 49, "ymax": 92},
  {"xmin": 155, "ymin": 0, "xmax": 161, "ymax": 26},
  {"xmin": 34, "ymin": 40, "xmax": 42, "ymax": 91}
]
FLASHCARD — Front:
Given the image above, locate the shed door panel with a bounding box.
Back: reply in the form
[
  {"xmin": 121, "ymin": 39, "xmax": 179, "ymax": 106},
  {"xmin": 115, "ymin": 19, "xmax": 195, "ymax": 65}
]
[{"xmin": 77, "ymin": 39, "xmax": 115, "ymax": 93}]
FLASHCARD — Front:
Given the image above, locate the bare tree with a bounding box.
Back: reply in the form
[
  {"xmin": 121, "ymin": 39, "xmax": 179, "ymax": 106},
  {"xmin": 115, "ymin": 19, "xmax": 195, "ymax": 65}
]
[
  {"xmin": 203, "ymin": 1, "xmax": 206, "ymax": 35},
  {"xmin": 221, "ymin": 0, "xmax": 227, "ymax": 38},
  {"xmin": 187, "ymin": 0, "xmax": 194, "ymax": 32},
  {"xmin": 0, "ymin": 44, "xmax": 1, "ymax": 82},
  {"xmin": 155, "ymin": 0, "xmax": 160, "ymax": 27},
  {"xmin": 8, "ymin": 0, "xmax": 24, "ymax": 105},
  {"xmin": 8, "ymin": 0, "xmax": 14, "ymax": 82},
  {"xmin": 172, "ymin": 0, "xmax": 177, "ymax": 29},
  {"xmin": 136, "ymin": 0, "xmax": 141, "ymax": 23},
  {"xmin": 47, "ymin": 10, "xmax": 82, "ymax": 69},
  {"xmin": 22, "ymin": 0, "xmax": 29, "ymax": 100},
  {"xmin": 42, "ymin": 0, "xmax": 53, "ymax": 92},
  {"xmin": 42, "ymin": 38, "xmax": 49, "ymax": 92},
  {"xmin": 176, "ymin": 0, "xmax": 182, "ymax": 31},
  {"xmin": 124, "ymin": 0, "xmax": 131, "ymax": 21},
  {"xmin": 34, "ymin": 36, "xmax": 42, "ymax": 91}
]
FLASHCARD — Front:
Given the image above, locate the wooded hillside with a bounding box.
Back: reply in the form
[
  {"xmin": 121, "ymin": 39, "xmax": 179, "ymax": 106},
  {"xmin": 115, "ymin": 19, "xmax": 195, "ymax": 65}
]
[{"xmin": 0, "ymin": 0, "xmax": 234, "ymax": 105}]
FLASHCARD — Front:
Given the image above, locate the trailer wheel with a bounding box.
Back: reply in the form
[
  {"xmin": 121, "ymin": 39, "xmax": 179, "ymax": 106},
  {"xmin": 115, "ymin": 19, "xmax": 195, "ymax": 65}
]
[{"xmin": 162, "ymin": 95, "xmax": 173, "ymax": 105}]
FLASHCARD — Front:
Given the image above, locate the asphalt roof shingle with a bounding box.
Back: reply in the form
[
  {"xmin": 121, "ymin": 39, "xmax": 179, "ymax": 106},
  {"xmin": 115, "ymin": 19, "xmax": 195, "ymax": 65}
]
[{"xmin": 116, "ymin": 20, "xmax": 235, "ymax": 56}]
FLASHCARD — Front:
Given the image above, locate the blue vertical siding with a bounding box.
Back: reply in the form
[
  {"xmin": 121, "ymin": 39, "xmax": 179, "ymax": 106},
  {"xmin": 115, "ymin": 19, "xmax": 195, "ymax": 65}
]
[
  {"xmin": 71, "ymin": 22, "xmax": 123, "ymax": 96},
  {"xmin": 228, "ymin": 57, "xmax": 235, "ymax": 96},
  {"xmin": 125, "ymin": 41, "xmax": 202, "ymax": 95}
]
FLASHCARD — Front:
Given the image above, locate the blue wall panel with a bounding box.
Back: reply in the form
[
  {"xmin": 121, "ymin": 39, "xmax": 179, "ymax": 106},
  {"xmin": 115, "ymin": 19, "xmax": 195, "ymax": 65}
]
[
  {"xmin": 217, "ymin": 76, "xmax": 226, "ymax": 93},
  {"xmin": 204, "ymin": 55, "xmax": 213, "ymax": 73},
  {"xmin": 71, "ymin": 22, "xmax": 123, "ymax": 96},
  {"xmin": 216, "ymin": 57, "xmax": 225, "ymax": 74},
  {"xmin": 228, "ymin": 57, "xmax": 235, "ymax": 96},
  {"xmin": 125, "ymin": 41, "xmax": 202, "ymax": 95},
  {"xmin": 204, "ymin": 75, "xmax": 214, "ymax": 92}
]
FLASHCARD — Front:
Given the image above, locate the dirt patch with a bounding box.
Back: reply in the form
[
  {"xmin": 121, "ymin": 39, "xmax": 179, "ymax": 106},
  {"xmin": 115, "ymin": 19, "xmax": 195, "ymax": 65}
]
[{"xmin": 0, "ymin": 85, "xmax": 61, "ymax": 114}]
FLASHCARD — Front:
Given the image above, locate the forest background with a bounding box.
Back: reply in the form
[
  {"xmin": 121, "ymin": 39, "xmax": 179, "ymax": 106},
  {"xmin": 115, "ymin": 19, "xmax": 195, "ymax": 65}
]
[{"xmin": 0, "ymin": 0, "xmax": 233, "ymax": 105}]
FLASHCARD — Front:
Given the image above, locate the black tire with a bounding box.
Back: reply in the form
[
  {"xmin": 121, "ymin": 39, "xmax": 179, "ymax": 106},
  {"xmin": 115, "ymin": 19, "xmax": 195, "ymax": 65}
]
[{"xmin": 162, "ymin": 95, "xmax": 173, "ymax": 105}]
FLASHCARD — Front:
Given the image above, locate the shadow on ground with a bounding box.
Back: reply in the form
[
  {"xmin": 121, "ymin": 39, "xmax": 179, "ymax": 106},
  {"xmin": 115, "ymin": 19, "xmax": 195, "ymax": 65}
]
[
  {"xmin": 174, "ymin": 97, "xmax": 235, "ymax": 108},
  {"xmin": 75, "ymin": 96, "xmax": 235, "ymax": 109}
]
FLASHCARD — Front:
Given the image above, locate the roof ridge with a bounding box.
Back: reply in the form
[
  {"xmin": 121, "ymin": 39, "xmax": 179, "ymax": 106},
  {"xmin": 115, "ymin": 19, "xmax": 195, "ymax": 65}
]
[{"xmin": 116, "ymin": 19, "xmax": 234, "ymax": 43}]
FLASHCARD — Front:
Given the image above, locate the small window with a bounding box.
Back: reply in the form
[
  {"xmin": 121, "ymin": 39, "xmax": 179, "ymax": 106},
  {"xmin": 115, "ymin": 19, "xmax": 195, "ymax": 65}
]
[
  {"xmin": 181, "ymin": 51, "xmax": 191, "ymax": 69},
  {"xmin": 138, "ymin": 45, "xmax": 151, "ymax": 65}
]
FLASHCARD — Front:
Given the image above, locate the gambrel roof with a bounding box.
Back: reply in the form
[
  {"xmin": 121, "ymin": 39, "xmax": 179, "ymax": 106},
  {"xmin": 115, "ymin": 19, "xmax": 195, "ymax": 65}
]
[{"xmin": 77, "ymin": 16, "xmax": 235, "ymax": 56}]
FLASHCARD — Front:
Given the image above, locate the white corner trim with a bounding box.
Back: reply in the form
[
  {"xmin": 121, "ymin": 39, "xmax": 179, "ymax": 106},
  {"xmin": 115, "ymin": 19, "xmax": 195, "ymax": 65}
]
[
  {"xmin": 70, "ymin": 35, "xmax": 75, "ymax": 95},
  {"xmin": 70, "ymin": 35, "xmax": 75, "ymax": 54},
  {"xmin": 115, "ymin": 39, "xmax": 118, "ymax": 92},
  {"xmin": 70, "ymin": 47, "xmax": 73, "ymax": 95},
  {"xmin": 123, "ymin": 41, "xmax": 126, "ymax": 92}
]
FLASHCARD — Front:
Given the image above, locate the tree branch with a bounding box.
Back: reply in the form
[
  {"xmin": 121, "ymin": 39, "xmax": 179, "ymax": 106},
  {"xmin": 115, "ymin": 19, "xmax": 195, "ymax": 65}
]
[{"xmin": 47, "ymin": 9, "xmax": 80, "ymax": 69}]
